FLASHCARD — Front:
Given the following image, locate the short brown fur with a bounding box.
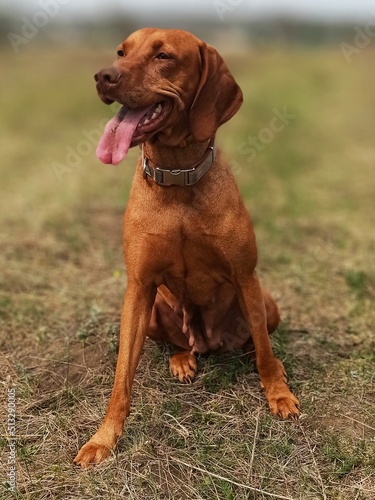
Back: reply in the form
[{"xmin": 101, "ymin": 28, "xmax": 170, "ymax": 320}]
[{"xmin": 74, "ymin": 28, "xmax": 299, "ymax": 468}]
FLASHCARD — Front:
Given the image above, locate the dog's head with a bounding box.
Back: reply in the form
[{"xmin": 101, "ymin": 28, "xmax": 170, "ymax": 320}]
[{"xmin": 95, "ymin": 28, "xmax": 243, "ymax": 165}]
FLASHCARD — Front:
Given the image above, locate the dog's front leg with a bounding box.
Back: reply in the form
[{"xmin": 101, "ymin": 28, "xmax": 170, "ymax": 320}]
[
  {"xmin": 236, "ymin": 271, "xmax": 300, "ymax": 419},
  {"xmin": 74, "ymin": 282, "xmax": 156, "ymax": 467}
]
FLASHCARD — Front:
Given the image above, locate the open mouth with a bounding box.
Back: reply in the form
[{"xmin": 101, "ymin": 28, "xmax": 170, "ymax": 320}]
[{"xmin": 96, "ymin": 101, "xmax": 170, "ymax": 165}]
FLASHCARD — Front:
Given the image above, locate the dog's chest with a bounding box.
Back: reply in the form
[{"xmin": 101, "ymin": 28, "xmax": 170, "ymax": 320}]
[
  {"xmin": 162, "ymin": 268, "xmax": 221, "ymax": 307},
  {"xmin": 160, "ymin": 232, "xmax": 233, "ymax": 304}
]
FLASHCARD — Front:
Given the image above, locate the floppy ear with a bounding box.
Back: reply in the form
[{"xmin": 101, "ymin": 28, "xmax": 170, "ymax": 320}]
[{"xmin": 189, "ymin": 42, "xmax": 243, "ymax": 142}]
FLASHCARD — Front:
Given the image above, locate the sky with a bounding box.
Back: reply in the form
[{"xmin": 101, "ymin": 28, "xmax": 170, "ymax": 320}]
[{"xmin": 4, "ymin": 0, "xmax": 375, "ymax": 21}]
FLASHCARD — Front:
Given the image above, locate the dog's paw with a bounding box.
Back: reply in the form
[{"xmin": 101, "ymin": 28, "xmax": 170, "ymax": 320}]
[
  {"xmin": 170, "ymin": 352, "xmax": 197, "ymax": 383},
  {"xmin": 260, "ymin": 358, "xmax": 300, "ymax": 419},
  {"xmin": 268, "ymin": 391, "xmax": 301, "ymax": 420},
  {"xmin": 73, "ymin": 440, "xmax": 112, "ymax": 468}
]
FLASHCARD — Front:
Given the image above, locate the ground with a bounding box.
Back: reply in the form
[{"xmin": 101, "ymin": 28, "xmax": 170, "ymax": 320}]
[{"xmin": 0, "ymin": 44, "xmax": 374, "ymax": 499}]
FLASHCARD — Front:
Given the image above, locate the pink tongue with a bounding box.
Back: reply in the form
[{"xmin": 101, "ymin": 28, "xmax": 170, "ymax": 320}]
[{"xmin": 96, "ymin": 105, "xmax": 151, "ymax": 165}]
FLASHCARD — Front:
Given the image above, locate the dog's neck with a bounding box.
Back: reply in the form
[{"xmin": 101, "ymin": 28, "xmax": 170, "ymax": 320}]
[
  {"xmin": 141, "ymin": 137, "xmax": 216, "ymax": 187},
  {"xmin": 142, "ymin": 137, "xmax": 212, "ymax": 170}
]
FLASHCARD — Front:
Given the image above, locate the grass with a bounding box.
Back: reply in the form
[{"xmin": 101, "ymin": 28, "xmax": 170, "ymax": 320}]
[{"xmin": 0, "ymin": 40, "xmax": 375, "ymax": 499}]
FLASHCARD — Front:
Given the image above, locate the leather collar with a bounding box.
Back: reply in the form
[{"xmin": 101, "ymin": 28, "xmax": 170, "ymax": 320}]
[{"xmin": 142, "ymin": 138, "xmax": 216, "ymax": 187}]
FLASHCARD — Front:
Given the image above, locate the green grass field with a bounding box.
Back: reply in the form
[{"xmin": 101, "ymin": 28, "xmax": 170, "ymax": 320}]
[{"xmin": 1, "ymin": 43, "xmax": 374, "ymax": 499}]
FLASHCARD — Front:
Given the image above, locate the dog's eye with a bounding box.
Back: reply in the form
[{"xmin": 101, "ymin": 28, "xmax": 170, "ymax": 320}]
[
  {"xmin": 155, "ymin": 52, "xmax": 170, "ymax": 60},
  {"xmin": 117, "ymin": 50, "xmax": 125, "ymax": 57}
]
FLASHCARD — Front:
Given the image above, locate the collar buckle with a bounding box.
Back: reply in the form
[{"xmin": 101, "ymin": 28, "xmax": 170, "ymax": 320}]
[
  {"xmin": 156, "ymin": 166, "xmax": 196, "ymax": 186},
  {"xmin": 142, "ymin": 140, "xmax": 215, "ymax": 187}
]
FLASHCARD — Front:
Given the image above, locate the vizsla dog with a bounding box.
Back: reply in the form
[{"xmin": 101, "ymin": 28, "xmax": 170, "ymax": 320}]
[{"xmin": 74, "ymin": 28, "xmax": 300, "ymax": 467}]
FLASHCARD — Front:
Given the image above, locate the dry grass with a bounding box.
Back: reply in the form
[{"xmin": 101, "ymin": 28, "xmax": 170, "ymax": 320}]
[{"xmin": 1, "ymin": 43, "xmax": 374, "ymax": 499}]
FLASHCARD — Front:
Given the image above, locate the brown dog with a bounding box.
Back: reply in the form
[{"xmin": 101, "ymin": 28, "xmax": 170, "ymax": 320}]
[{"xmin": 74, "ymin": 27, "xmax": 300, "ymax": 467}]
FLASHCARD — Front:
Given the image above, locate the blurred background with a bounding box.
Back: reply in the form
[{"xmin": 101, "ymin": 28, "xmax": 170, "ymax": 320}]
[{"xmin": 1, "ymin": 1, "xmax": 374, "ymax": 498}]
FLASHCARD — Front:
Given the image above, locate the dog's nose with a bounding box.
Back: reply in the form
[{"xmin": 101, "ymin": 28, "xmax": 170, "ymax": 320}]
[{"xmin": 94, "ymin": 67, "xmax": 121, "ymax": 85}]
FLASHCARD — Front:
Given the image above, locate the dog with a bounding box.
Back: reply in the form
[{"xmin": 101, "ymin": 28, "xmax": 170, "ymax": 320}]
[{"xmin": 74, "ymin": 27, "xmax": 300, "ymax": 467}]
